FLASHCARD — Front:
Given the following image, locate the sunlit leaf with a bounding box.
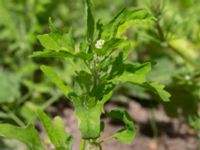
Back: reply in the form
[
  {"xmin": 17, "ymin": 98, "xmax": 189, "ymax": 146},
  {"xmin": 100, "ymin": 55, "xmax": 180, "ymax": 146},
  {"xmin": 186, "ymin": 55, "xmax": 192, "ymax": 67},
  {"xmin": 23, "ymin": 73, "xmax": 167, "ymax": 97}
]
[
  {"xmin": 40, "ymin": 65, "xmax": 72, "ymax": 98},
  {"xmin": 37, "ymin": 21, "xmax": 75, "ymax": 52},
  {"xmin": 143, "ymin": 82, "xmax": 171, "ymax": 102},
  {"xmin": 102, "ymin": 8, "xmax": 150, "ymax": 39},
  {"xmin": 111, "ymin": 63, "xmax": 151, "ymax": 84}
]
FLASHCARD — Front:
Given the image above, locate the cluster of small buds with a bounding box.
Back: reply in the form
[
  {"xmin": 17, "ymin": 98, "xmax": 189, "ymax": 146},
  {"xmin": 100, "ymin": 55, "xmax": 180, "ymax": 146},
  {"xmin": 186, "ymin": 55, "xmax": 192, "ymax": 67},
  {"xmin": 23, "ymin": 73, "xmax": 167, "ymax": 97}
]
[{"xmin": 95, "ymin": 39, "xmax": 105, "ymax": 49}]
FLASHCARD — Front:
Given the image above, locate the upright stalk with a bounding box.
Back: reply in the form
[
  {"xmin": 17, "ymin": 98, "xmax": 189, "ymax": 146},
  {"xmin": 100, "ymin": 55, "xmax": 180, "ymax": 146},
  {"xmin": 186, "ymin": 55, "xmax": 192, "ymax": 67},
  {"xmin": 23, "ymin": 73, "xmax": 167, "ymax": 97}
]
[
  {"xmin": 150, "ymin": 108, "xmax": 158, "ymax": 139},
  {"xmin": 80, "ymin": 139, "xmax": 87, "ymax": 150},
  {"xmin": 155, "ymin": 20, "xmax": 200, "ymax": 70}
]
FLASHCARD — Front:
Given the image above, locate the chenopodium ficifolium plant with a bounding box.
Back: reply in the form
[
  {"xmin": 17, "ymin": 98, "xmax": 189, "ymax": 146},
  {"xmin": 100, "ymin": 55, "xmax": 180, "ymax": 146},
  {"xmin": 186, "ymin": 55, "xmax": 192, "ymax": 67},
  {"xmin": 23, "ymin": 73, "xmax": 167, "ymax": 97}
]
[{"xmin": 32, "ymin": 0, "xmax": 170, "ymax": 148}]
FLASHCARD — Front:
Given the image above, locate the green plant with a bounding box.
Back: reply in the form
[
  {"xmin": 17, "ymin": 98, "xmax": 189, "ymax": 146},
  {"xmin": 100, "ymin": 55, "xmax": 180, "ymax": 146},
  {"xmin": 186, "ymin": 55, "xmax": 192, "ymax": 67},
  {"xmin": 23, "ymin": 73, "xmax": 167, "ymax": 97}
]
[{"xmin": 0, "ymin": 0, "xmax": 170, "ymax": 149}]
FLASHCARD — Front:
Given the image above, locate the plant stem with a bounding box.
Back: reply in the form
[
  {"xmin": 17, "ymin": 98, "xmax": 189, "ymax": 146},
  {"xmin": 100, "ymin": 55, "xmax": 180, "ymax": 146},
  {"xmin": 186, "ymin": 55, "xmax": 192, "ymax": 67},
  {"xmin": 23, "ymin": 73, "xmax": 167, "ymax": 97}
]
[
  {"xmin": 41, "ymin": 92, "xmax": 62, "ymax": 109},
  {"xmin": 155, "ymin": 20, "xmax": 200, "ymax": 70},
  {"xmin": 2, "ymin": 106, "xmax": 25, "ymax": 127},
  {"xmin": 9, "ymin": 113, "xmax": 25, "ymax": 127},
  {"xmin": 167, "ymin": 44, "xmax": 200, "ymax": 70},
  {"xmin": 155, "ymin": 20, "xmax": 165, "ymax": 42},
  {"xmin": 19, "ymin": 92, "xmax": 31, "ymax": 104},
  {"xmin": 0, "ymin": 112, "xmax": 25, "ymax": 126},
  {"xmin": 80, "ymin": 139, "xmax": 86, "ymax": 150},
  {"xmin": 99, "ymin": 135, "xmax": 114, "ymax": 144},
  {"xmin": 150, "ymin": 108, "xmax": 158, "ymax": 139}
]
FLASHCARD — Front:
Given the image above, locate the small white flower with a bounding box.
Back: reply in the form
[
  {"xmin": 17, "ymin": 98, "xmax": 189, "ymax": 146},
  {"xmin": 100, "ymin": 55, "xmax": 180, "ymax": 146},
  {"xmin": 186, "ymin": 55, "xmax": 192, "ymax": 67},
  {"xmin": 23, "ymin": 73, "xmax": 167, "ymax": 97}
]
[
  {"xmin": 95, "ymin": 39, "xmax": 105, "ymax": 49},
  {"xmin": 185, "ymin": 75, "xmax": 190, "ymax": 80}
]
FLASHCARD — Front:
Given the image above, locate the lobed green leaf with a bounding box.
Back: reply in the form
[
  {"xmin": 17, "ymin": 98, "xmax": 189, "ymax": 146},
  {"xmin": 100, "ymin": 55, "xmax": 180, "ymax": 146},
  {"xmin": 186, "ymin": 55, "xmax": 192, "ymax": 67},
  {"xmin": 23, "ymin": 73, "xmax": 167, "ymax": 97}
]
[
  {"xmin": 37, "ymin": 20, "xmax": 75, "ymax": 52},
  {"xmin": 102, "ymin": 8, "xmax": 150, "ymax": 39},
  {"xmin": 107, "ymin": 109, "xmax": 136, "ymax": 144},
  {"xmin": 111, "ymin": 62, "xmax": 151, "ymax": 84},
  {"xmin": 144, "ymin": 82, "xmax": 171, "ymax": 102}
]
